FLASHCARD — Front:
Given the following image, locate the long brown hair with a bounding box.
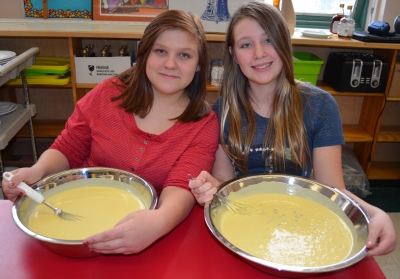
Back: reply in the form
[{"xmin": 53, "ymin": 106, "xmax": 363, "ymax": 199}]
[
  {"xmin": 220, "ymin": 1, "xmax": 310, "ymax": 174},
  {"xmin": 112, "ymin": 10, "xmax": 210, "ymax": 122}
]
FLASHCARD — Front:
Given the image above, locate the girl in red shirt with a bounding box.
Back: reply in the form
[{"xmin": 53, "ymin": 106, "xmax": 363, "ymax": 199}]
[{"xmin": 3, "ymin": 10, "xmax": 219, "ymax": 254}]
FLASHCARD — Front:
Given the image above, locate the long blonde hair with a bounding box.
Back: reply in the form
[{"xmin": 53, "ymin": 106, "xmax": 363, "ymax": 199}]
[{"xmin": 220, "ymin": 1, "xmax": 310, "ymax": 174}]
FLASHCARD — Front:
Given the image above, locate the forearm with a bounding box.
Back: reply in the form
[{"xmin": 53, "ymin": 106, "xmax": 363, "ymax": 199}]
[
  {"xmin": 155, "ymin": 186, "xmax": 195, "ymax": 235},
  {"xmin": 341, "ymin": 188, "xmax": 382, "ymax": 216},
  {"xmin": 32, "ymin": 149, "xmax": 70, "ymax": 178}
]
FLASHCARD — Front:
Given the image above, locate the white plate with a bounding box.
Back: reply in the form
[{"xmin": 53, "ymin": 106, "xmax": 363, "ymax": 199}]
[
  {"xmin": 0, "ymin": 57, "xmax": 15, "ymax": 65},
  {"xmin": 301, "ymin": 30, "xmax": 332, "ymax": 38},
  {"xmin": 0, "ymin": 51, "xmax": 16, "ymax": 60},
  {"xmin": 0, "ymin": 102, "xmax": 17, "ymax": 115},
  {"xmin": 0, "ymin": 57, "xmax": 14, "ymax": 62}
]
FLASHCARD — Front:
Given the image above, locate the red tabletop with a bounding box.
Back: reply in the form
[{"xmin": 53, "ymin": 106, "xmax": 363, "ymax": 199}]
[{"xmin": 0, "ymin": 200, "xmax": 385, "ymax": 279}]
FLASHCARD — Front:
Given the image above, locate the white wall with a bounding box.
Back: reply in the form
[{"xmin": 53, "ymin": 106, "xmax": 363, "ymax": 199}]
[
  {"xmin": 368, "ymin": 0, "xmax": 400, "ymax": 30},
  {"xmin": 0, "ymin": 0, "xmax": 23, "ymax": 18}
]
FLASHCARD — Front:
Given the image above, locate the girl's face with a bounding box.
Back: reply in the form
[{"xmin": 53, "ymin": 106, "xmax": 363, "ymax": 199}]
[
  {"xmin": 146, "ymin": 29, "xmax": 200, "ymax": 98},
  {"xmin": 230, "ymin": 18, "xmax": 283, "ymax": 91}
]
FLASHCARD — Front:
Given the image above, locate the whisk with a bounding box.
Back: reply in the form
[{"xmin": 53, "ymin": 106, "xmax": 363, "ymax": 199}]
[
  {"xmin": 187, "ymin": 174, "xmax": 263, "ymax": 216},
  {"xmin": 3, "ymin": 172, "xmax": 84, "ymax": 222},
  {"xmin": 213, "ymin": 192, "xmax": 263, "ymax": 215}
]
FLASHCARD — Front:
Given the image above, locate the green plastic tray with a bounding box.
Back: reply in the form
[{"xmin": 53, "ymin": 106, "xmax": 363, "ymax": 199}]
[
  {"xmin": 25, "ymin": 57, "xmax": 70, "ymax": 75},
  {"xmin": 6, "ymin": 73, "xmax": 71, "ymax": 85}
]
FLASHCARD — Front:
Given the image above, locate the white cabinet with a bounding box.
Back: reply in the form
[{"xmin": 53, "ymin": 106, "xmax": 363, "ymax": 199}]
[{"xmin": 0, "ymin": 47, "xmax": 39, "ymax": 198}]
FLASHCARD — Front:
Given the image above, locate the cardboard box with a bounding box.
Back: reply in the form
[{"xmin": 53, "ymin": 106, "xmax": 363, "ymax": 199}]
[
  {"xmin": 388, "ymin": 62, "xmax": 400, "ymax": 97},
  {"xmin": 75, "ymin": 56, "xmax": 131, "ymax": 84}
]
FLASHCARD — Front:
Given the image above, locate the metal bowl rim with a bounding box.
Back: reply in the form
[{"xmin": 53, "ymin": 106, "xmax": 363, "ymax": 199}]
[
  {"xmin": 204, "ymin": 174, "xmax": 370, "ymax": 274},
  {"xmin": 12, "ymin": 167, "xmax": 158, "ymax": 245}
]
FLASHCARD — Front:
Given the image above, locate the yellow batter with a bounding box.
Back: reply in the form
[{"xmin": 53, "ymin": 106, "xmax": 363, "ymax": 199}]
[
  {"xmin": 219, "ymin": 193, "xmax": 354, "ymax": 267},
  {"xmin": 28, "ymin": 186, "xmax": 145, "ymax": 240}
]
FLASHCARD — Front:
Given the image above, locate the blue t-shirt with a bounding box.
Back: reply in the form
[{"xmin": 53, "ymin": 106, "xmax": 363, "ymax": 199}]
[{"xmin": 213, "ymin": 84, "xmax": 345, "ymax": 178}]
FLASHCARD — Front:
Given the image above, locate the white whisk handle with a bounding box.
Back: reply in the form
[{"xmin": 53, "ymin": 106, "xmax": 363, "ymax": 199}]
[{"xmin": 3, "ymin": 172, "xmax": 44, "ymax": 204}]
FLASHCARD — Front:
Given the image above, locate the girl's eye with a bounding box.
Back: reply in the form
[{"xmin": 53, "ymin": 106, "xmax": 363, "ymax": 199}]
[
  {"xmin": 241, "ymin": 43, "xmax": 251, "ymax": 48},
  {"xmin": 155, "ymin": 49, "xmax": 166, "ymax": 54},
  {"xmin": 264, "ymin": 38, "xmax": 271, "ymax": 44},
  {"xmin": 180, "ymin": 53, "xmax": 190, "ymax": 59}
]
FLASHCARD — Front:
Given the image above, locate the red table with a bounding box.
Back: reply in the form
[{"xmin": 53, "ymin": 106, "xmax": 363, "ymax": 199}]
[{"xmin": 0, "ymin": 200, "xmax": 386, "ymax": 279}]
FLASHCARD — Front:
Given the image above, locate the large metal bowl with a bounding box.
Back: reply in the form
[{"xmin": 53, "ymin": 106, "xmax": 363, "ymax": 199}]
[
  {"xmin": 12, "ymin": 167, "xmax": 158, "ymax": 258},
  {"xmin": 204, "ymin": 174, "xmax": 370, "ymax": 278}
]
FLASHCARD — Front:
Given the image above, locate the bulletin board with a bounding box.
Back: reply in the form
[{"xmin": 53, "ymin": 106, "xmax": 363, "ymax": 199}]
[{"xmin": 23, "ymin": 0, "xmax": 92, "ymax": 19}]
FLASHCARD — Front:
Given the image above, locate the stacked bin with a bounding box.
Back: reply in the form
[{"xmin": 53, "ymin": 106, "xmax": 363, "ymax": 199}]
[
  {"xmin": 6, "ymin": 57, "xmax": 71, "ymax": 86},
  {"xmin": 293, "ymin": 52, "xmax": 324, "ymax": 85}
]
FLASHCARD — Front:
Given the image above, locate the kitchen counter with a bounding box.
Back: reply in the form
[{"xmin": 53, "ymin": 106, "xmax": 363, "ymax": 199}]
[{"xmin": 0, "ymin": 200, "xmax": 386, "ymax": 279}]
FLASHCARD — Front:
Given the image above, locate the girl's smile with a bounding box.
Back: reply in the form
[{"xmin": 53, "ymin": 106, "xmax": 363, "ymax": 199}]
[{"xmin": 252, "ymin": 61, "xmax": 273, "ymax": 70}]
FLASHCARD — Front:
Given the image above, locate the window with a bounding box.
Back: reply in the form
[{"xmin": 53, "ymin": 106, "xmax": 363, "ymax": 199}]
[
  {"xmin": 292, "ymin": 0, "xmax": 357, "ymax": 14},
  {"xmin": 262, "ymin": 0, "xmax": 370, "ymax": 30}
]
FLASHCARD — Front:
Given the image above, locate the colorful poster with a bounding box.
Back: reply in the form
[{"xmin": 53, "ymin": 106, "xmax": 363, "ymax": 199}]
[
  {"xmin": 93, "ymin": 0, "xmax": 168, "ymax": 21},
  {"xmin": 24, "ymin": 0, "xmax": 92, "ymax": 19}
]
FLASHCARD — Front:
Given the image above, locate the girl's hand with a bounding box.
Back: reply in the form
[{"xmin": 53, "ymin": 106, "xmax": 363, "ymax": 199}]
[
  {"xmin": 188, "ymin": 170, "xmax": 220, "ymax": 206},
  {"xmin": 83, "ymin": 209, "xmax": 165, "ymax": 254},
  {"xmin": 84, "ymin": 186, "xmax": 194, "ymax": 254},
  {"xmin": 366, "ymin": 208, "xmax": 397, "ymax": 256},
  {"xmin": 1, "ymin": 149, "xmax": 69, "ymax": 201},
  {"xmin": 1, "ymin": 168, "xmax": 43, "ymax": 201}
]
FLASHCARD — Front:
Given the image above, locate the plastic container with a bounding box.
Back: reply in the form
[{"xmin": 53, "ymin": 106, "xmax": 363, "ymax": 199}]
[
  {"xmin": 342, "ymin": 146, "xmax": 371, "ymax": 198},
  {"xmin": 293, "ymin": 52, "xmax": 324, "ymax": 85},
  {"xmin": 5, "ymin": 56, "xmax": 71, "ymax": 85},
  {"xmin": 25, "ymin": 57, "xmax": 70, "ymax": 75},
  {"xmin": 5, "ymin": 73, "xmax": 71, "ymax": 85}
]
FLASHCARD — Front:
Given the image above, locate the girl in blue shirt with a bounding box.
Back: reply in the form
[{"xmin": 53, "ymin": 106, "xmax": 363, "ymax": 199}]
[{"xmin": 189, "ymin": 1, "xmax": 397, "ymax": 257}]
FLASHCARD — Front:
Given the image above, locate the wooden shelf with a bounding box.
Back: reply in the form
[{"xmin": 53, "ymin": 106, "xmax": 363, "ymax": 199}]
[
  {"xmin": 2, "ymin": 19, "xmax": 400, "ymax": 49},
  {"xmin": 343, "ymin": 125, "xmax": 373, "ymax": 142},
  {"xmin": 75, "ymin": 83, "xmax": 96, "ymax": 89},
  {"xmin": 3, "ymin": 83, "xmax": 72, "ymax": 88},
  {"xmin": 75, "ymin": 83, "xmax": 221, "ymax": 92},
  {"xmin": 368, "ymin": 161, "xmax": 400, "ymax": 180},
  {"xmin": 377, "ymin": 125, "xmax": 400, "ymax": 143},
  {"xmin": 74, "ymin": 81, "xmax": 386, "ymax": 97},
  {"xmin": 12, "ymin": 117, "xmax": 373, "ymax": 143},
  {"xmin": 387, "ymin": 96, "xmax": 400, "ymax": 102},
  {"xmin": 203, "ymin": 81, "xmax": 387, "ymax": 97},
  {"xmin": 206, "ymin": 85, "xmax": 219, "ymax": 92},
  {"xmin": 315, "ymin": 81, "xmax": 386, "ymax": 97},
  {"xmin": 16, "ymin": 119, "xmax": 65, "ymax": 138}
]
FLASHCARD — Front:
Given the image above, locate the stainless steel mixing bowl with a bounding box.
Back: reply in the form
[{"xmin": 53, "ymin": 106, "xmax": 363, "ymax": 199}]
[
  {"xmin": 204, "ymin": 174, "xmax": 370, "ymax": 278},
  {"xmin": 12, "ymin": 167, "xmax": 158, "ymax": 258}
]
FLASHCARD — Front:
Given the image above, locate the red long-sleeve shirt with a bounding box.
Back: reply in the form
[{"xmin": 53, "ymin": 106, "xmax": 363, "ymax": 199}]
[{"xmin": 50, "ymin": 78, "xmax": 219, "ymax": 194}]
